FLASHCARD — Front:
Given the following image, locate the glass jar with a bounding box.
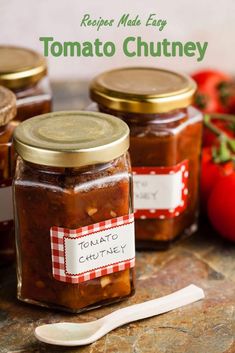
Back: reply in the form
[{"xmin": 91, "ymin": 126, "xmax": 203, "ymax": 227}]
[
  {"xmin": 13, "ymin": 111, "xmax": 135, "ymax": 312},
  {"xmin": 0, "ymin": 86, "xmax": 17, "ymax": 265},
  {"xmin": 0, "ymin": 46, "xmax": 52, "ymax": 122},
  {"xmin": 90, "ymin": 67, "xmax": 203, "ymax": 249}
]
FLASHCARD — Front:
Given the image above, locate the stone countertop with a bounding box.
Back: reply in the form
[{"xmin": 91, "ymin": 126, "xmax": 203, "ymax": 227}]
[{"xmin": 0, "ymin": 82, "xmax": 234, "ymax": 353}]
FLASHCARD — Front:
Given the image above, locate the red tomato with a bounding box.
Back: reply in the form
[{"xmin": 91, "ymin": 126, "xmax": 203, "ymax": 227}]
[
  {"xmin": 192, "ymin": 70, "xmax": 229, "ymax": 86},
  {"xmin": 200, "ymin": 148, "xmax": 234, "ymax": 212},
  {"xmin": 228, "ymin": 95, "xmax": 235, "ymax": 114},
  {"xmin": 192, "ymin": 70, "xmax": 231, "ymax": 114},
  {"xmin": 203, "ymin": 118, "xmax": 235, "ymax": 147},
  {"xmin": 208, "ymin": 173, "xmax": 235, "ymax": 242}
]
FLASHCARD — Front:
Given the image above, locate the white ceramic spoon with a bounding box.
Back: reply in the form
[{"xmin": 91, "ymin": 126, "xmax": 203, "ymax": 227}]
[{"xmin": 35, "ymin": 284, "xmax": 204, "ymax": 346}]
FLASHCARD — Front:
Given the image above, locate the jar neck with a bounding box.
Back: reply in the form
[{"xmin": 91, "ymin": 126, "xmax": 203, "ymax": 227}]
[
  {"xmin": 8, "ymin": 76, "xmax": 45, "ymax": 96},
  {"xmin": 21, "ymin": 156, "xmax": 122, "ymax": 175},
  {"xmin": 98, "ymin": 104, "xmax": 188, "ymax": 126}
]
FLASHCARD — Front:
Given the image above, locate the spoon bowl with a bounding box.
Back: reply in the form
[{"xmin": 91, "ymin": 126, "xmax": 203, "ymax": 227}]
[
  {"xmin": 58, "ymin": 322, "xmax": 102, "ymax": 339},
  {"xmin": 35, "ymin": 321, "xmax": 104, "ymax": 345}
]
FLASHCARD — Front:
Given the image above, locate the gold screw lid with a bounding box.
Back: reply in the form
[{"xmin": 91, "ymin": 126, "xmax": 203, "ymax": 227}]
[
  {"xmin": 0, "ymin": 46, "xmax": 47, "ymax": 90},
  {"xmin": 14, "ymin": 111, "xmax": 130, "ymax": 167},
  {"xmin": 90, "ymin": 67, "xmax": 197, "ymax": 113},
  {"xmin": 0, "ymin": 86, "xmax": 17, "ymax": 126}
]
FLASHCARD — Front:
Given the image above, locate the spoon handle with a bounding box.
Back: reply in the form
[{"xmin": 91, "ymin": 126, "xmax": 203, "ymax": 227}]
[{"xmin": 103, "ymin": 284, "xmax": 204, "ymax": 329}]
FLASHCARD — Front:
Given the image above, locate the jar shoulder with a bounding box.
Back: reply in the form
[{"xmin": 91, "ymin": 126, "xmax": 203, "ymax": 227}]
[
  {"xmin": 13, "ymin": 155, "xmax": 131, "ymax": 191},
  {"xmin": 0, "ymin": 121, "xmax": 17, "ymax": 145},
  {"xmin": 137, "ymin": 107, "xmax": 201, "ymax": 133}
]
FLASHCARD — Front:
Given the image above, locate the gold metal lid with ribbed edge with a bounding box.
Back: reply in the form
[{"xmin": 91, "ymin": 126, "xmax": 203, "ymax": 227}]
[
  {"xmin": 0, "ymin": 46, "xmax": 47, "ymax": 90},
  {"xmin": 14, "ymin": 111, "xmax": 130, "ymax": 167},
  {"xmin": 0, "ymin": 86, "xmax": 17, "ymax": 126},
  {"xmin": 90, "ymin": 67, "xmax": 197, "ymax": 113}
]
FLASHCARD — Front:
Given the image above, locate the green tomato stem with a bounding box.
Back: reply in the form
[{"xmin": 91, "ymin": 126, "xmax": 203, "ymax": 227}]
[{"xmin": 204, "ymin": 114, "xmax": 235, "ymax": 153}]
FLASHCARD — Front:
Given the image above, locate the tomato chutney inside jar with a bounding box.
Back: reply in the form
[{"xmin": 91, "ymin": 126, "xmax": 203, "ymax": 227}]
[
  {"xmin": 0, "ymin": 86, "xmax": 17, "ymax": 265},
  {"xmin": 0, "ymin": 46, "xmax": 52, "ymax": 122},
  {"xmin": 90, "ymin": 67, "xmax": 203, "ymax": 249},
  {"xmin": 13, "ymin": 111, "xmax": 135, "ymax": 312}
]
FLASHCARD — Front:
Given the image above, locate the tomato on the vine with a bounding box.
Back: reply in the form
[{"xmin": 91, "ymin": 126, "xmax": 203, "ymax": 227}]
[
  {"xmin": 200, "ymin": 147, "xmax": 234, "ymax": 212},
  {"xmin": 203, "ymin": 116, "xmax": 235, "ymax": 147},
  {"xmin": 192, "ymin": 70, "xmax": 232, "ymax": 114},
  {"xmin": 208, "ymin": 173, "xmax": 235, "ymax": 242}
]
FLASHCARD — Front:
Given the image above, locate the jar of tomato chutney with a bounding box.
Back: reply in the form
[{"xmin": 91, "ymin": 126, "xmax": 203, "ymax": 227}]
[
  {"xmin": 0, "ymin": 46, "xmax": 52, "ymax": 122},
  {"xmin": 90, "ymin": 67, "xmax": 203, "ymax": 249},
  {"xmin": 0, "ymin": 86, "xmax": 17, "ymax": 265},
  {"xmin": 13, "ymin": 111, "xmax": 135, "ymax": 312}
]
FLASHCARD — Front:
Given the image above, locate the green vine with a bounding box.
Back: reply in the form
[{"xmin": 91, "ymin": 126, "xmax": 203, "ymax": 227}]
[{"xmin": 204, "ymin": 114, "xmax": 235, "ymax": 163}]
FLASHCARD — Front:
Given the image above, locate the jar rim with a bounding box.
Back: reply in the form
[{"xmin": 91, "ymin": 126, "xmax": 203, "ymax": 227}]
[
  {"xmin": 0, "ymin": 46, "xmax": 47, "ymax": 90},
  {"xmin": 90, "ymin": 67, "xmax": 197, "ymax": 114},
  {"xmin": 14, "ymin": 111, "xmax": 130, "ymax": 167}
]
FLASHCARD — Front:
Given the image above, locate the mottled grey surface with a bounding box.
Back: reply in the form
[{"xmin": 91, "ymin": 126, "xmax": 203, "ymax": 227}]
[{"xmin": 0, "ymin": 82, "xmax": 234, "ymax": 353}]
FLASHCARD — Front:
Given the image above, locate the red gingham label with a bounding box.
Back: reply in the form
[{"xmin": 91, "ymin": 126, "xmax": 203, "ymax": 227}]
[
  {"xmin": 50, "ymin": 214, "xmax": 135, "ymax": 284},
  {"xmin": 133, "ymin": 160, "xmax": 189, "ymax": 219}
]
